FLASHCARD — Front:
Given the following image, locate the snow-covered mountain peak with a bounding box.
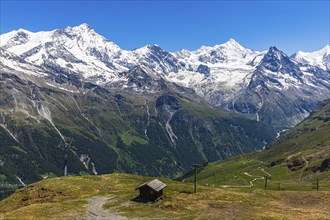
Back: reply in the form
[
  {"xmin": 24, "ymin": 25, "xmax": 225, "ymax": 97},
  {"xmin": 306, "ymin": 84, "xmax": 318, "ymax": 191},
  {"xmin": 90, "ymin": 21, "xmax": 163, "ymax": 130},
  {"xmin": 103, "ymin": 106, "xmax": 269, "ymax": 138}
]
[
  {"xmin": 266, "ymin": 46, "xmax": 286, "ymax": 59},
  {"xmin": 218, "ymin": 38, "xmax": 245, "ymax": 50},
  {"xmin": 188, "ymin": 39, "xmax": 258, "ymax": 66},
  {"xmin": 132, "ymin": 44, "xmax": 165, "ymax": 57},
  {"xmin": 257, "ymin": 46, "xmax": 304, "ymax": 80},
  {"xmin": 14, "ymin": 29, "xmax": 33, "ymax": 38},
  {"xmin": 292, "ymin": 45, "xmax": 330, "ymax": 70},
  {"xmin": 0, "ymin": 28, "xmax": 31, "ymax": 43},
  {"xmin": 0, "ymin": 28, "xmax": 54, "ymax": 56},
  {"xmin": 320, "ymin": 45, "xmax": 330, "ymax": 54},
  {"xmin": 227, "ymin": 38, "xmax": 238, "ymax": 44},
  {"xmin": 135, "ymin": 44, "xmax": 161, "ymax": 51},
  {"xmin": 74, "ymin": 23, "xmax": 93, "ymax": 31},
  {"xmin": 295, "ymin": 45, "xmax": 330, "ymax": 56},
  {"xmin": 0, "ymin": 23, "xmax": 121, "ymax": 57},
  {"xmin": 63, "ymin": 23, "xmax": 97, "ymax": 37}
]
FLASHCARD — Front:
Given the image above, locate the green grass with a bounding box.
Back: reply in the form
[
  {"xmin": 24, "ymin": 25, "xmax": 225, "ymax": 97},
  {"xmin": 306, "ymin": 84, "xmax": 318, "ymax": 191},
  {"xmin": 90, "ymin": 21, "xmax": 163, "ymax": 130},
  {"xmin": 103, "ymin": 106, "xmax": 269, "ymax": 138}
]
[
  {"xmin": 181, "ymin": 100, "xmax": 330, "ymax": 192},
  {"xmin": 119, "ymin": 131, "xmax": 148, "ymax": 146},
  {"xmin": 1, "ymin": 173, "xmax": 329, "ymax": 219},
  {"xmin": 179, "ymin": 98, "xmax": 236, "ymax": 120}
]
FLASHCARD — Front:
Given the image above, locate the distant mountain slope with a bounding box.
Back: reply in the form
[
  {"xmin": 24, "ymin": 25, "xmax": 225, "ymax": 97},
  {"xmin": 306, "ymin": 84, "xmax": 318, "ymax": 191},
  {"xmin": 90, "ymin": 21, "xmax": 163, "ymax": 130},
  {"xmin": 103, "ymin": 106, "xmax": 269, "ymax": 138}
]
[
  {"xmin": 1, "ymin": 24, "xmax": 329, "ymax": 131},
  {"xmin": 0, "ymin": 69, "xmax": 275, "ymax": 185},
  {"xmin": 180, "ymin": 99, "xmax": 330, "ymax": 188}
]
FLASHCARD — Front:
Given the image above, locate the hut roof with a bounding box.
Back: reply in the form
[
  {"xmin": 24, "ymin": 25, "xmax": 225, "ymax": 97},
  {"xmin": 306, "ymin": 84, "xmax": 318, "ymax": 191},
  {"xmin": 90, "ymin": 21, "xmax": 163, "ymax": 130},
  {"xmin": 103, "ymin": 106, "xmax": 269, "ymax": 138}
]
[{"xmin": 136, "ymin": 179, "xmax": 166, "ymax": 192}]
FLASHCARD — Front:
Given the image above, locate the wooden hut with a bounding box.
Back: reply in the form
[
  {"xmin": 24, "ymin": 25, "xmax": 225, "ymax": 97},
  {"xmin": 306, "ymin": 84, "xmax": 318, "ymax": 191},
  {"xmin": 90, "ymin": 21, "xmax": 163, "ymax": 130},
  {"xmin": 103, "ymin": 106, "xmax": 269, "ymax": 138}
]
[{"xmin": 135, "ymin": 179, "xmax": 166, "ymax": 202}]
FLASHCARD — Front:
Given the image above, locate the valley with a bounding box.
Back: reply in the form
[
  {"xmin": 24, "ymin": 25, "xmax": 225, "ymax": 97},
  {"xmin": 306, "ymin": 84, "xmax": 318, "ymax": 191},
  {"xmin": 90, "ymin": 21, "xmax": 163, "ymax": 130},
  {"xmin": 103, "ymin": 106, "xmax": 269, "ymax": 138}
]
[
  {"xmin": 180, "ymin": 100, "xmax": 330, "ymax": 191},
  {"xmin": 0, "ymin": 24, "xmax": 329, "ymax": 217}
]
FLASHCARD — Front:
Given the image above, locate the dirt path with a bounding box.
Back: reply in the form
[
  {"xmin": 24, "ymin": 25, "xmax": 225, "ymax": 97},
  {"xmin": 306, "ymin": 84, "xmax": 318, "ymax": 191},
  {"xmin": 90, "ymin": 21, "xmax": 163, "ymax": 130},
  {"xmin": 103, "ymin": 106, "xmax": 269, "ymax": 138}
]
[
  {"xmin": 221, "ymin": 168, "xmax": 271, "ymax": 189},
  {"xmin": 221, "ymin": 173, "xmax": 264, "ymax": 188},
  {"xmin": 84, "ymin": 195, "xmax": 128, "ymax": 220},
  {"xmin": 260, "ymin": 168, "xmax": 271, "ymax": 177},
  {"xmin": 286, "ymin": 152, "xmax": 301, "ymax": 161}
]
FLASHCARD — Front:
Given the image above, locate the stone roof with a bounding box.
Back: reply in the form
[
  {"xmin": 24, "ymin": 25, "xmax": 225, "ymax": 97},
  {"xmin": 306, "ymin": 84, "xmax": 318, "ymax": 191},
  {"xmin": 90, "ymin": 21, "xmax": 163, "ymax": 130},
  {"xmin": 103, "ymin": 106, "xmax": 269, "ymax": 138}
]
[{"xmin": 136, "ymin": 179, "xmax": 166, "ymax": 192}]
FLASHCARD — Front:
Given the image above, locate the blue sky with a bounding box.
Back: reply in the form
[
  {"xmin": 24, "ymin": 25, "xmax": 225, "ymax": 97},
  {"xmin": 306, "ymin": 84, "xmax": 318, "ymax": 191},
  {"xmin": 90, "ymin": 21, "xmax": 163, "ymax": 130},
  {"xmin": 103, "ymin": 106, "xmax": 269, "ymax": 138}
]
[{"xmin": 1, "ymin": 1, "xmax": 329, "ymax": 55}]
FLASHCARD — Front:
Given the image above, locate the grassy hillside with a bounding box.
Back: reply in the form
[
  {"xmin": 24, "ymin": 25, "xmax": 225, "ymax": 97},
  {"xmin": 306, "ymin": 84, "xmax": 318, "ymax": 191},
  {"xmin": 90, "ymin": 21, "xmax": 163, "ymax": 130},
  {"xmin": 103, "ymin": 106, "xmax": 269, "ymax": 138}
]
[
  {"xmin": 0, "ymin": 173, "xmax": 329, "ymax": 219},
  {"xmin": 180, "ymin": 100, "xmax": 330, "ymax": 190}
]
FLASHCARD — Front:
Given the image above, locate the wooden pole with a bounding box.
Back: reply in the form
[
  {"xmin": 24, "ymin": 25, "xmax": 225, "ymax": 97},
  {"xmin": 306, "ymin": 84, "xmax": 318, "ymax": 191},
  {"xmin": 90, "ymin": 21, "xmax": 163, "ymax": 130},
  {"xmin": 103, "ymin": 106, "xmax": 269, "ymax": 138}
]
[
  {"xmin": 316, "ymin": 179, "xmax": 319, "ymax": 191},
  {"xmin": 264, "ymin": 176, "xmax": 268, "ymax": 190},
  {"xmin": 194, "ymin": 167, "xmax": 197, "ymax": 193},
  {"xmin": 192, "ymin": 164, "xmax": 203, "ymax": 194}
]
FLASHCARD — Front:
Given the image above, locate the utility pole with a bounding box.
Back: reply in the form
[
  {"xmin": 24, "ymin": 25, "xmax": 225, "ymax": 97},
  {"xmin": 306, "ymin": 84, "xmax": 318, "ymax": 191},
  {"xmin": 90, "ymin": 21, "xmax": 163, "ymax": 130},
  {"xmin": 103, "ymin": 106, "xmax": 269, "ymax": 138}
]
[
  {"xmin": 264, "ymin": 176, "xmax": 268, "ymax": 190},
  {"xmin": 192, "ymin": 164, "xmax": 203, "ymax": 193}
]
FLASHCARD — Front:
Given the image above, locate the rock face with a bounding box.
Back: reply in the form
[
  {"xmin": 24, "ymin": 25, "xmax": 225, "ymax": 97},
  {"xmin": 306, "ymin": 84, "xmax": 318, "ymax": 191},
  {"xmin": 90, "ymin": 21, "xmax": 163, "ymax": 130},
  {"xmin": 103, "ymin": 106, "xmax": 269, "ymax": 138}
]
[{"xmin": 0, "ymin": 24, "xmax": 329, "ymax": 184}]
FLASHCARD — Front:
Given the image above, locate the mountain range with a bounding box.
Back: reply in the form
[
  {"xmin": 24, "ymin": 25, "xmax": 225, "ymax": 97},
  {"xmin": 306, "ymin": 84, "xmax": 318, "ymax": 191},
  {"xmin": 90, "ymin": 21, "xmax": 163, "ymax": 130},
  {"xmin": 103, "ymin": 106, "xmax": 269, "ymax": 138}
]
[
  {"xmin": 1, "ymin": 23, "xmax": 329, "ymax": 130},
  {"xmin": 0, "ymin": 23, "xmax": 329, "ymax": 184}
]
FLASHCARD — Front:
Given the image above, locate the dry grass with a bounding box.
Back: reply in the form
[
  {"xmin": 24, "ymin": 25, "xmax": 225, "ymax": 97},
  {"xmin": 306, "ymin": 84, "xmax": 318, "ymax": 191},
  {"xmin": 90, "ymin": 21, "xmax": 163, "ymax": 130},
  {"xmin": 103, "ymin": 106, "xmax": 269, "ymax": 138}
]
[{"xmin": 1, "ymin": 174, "xmax": 329, "ymax": 220}]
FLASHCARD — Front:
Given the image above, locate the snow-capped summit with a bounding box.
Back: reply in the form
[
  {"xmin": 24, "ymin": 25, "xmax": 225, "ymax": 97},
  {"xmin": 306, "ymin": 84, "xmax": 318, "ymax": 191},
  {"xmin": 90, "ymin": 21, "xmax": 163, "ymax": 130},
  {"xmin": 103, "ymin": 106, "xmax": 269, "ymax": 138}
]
[
  {"xmin": 196, "ymin": 38, "xmax": 246, "ymax": 53},
  {"xmin": 292, "ymin": 45, "xmax": 330, "ymax": 71},
  {"xmin": 0, "ymin": 24, "xmax": 129, "ymax": 82},
  {"xmin": 218, "ymin": 38, "xmax": 248, "ymax": 51},
  {"xmin": 132, "ymin": 44, "xmax": 181, "ymax": 74},
  {"xmin": 0, "ymin": 28, "xmax": 54, "ymax": 55},
  {"xmin": 174, "ymin": 38, "xmax": 259, "ymax": 68},
  {"xmin": 255, "ymin": 46, "xmax": 304, "ymax": 85},
  {"xmin": 71, "ymin": 23, "xmax": 93, "ymax": 31},
  {"xmin": 258, "ymin": 46, "xmax": 301, "ymax": 74}
]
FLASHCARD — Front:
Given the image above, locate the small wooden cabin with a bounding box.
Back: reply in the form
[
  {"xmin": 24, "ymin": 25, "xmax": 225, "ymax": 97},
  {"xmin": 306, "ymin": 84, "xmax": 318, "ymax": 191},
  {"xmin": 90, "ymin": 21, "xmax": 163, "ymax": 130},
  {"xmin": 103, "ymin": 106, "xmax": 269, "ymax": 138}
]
[{"xmin": 135, "ymin": 179, "xmax": 166, "ymax": 202}]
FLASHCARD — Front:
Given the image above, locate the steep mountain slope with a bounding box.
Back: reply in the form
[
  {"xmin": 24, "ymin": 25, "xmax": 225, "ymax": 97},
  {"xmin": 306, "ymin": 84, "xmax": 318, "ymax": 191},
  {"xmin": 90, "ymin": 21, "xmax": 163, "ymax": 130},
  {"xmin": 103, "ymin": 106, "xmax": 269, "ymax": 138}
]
[
  {"xmin": 0, "ymin": 65, "xmax": 275, "ymax": 185},
  {"xmin": 1, "ymin": 24, "xmax": 329, "ymax": 131},
  {"xmin": 180, "ymin": 99, "xmax": 330, "ymax": 188},
  {"xmin": 222, "ymin": 47, "xmax": 329, "ymax": 129},
  {"xmin": 170, "ymin": 46, "xmax": 330, "ymax": 130}
]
